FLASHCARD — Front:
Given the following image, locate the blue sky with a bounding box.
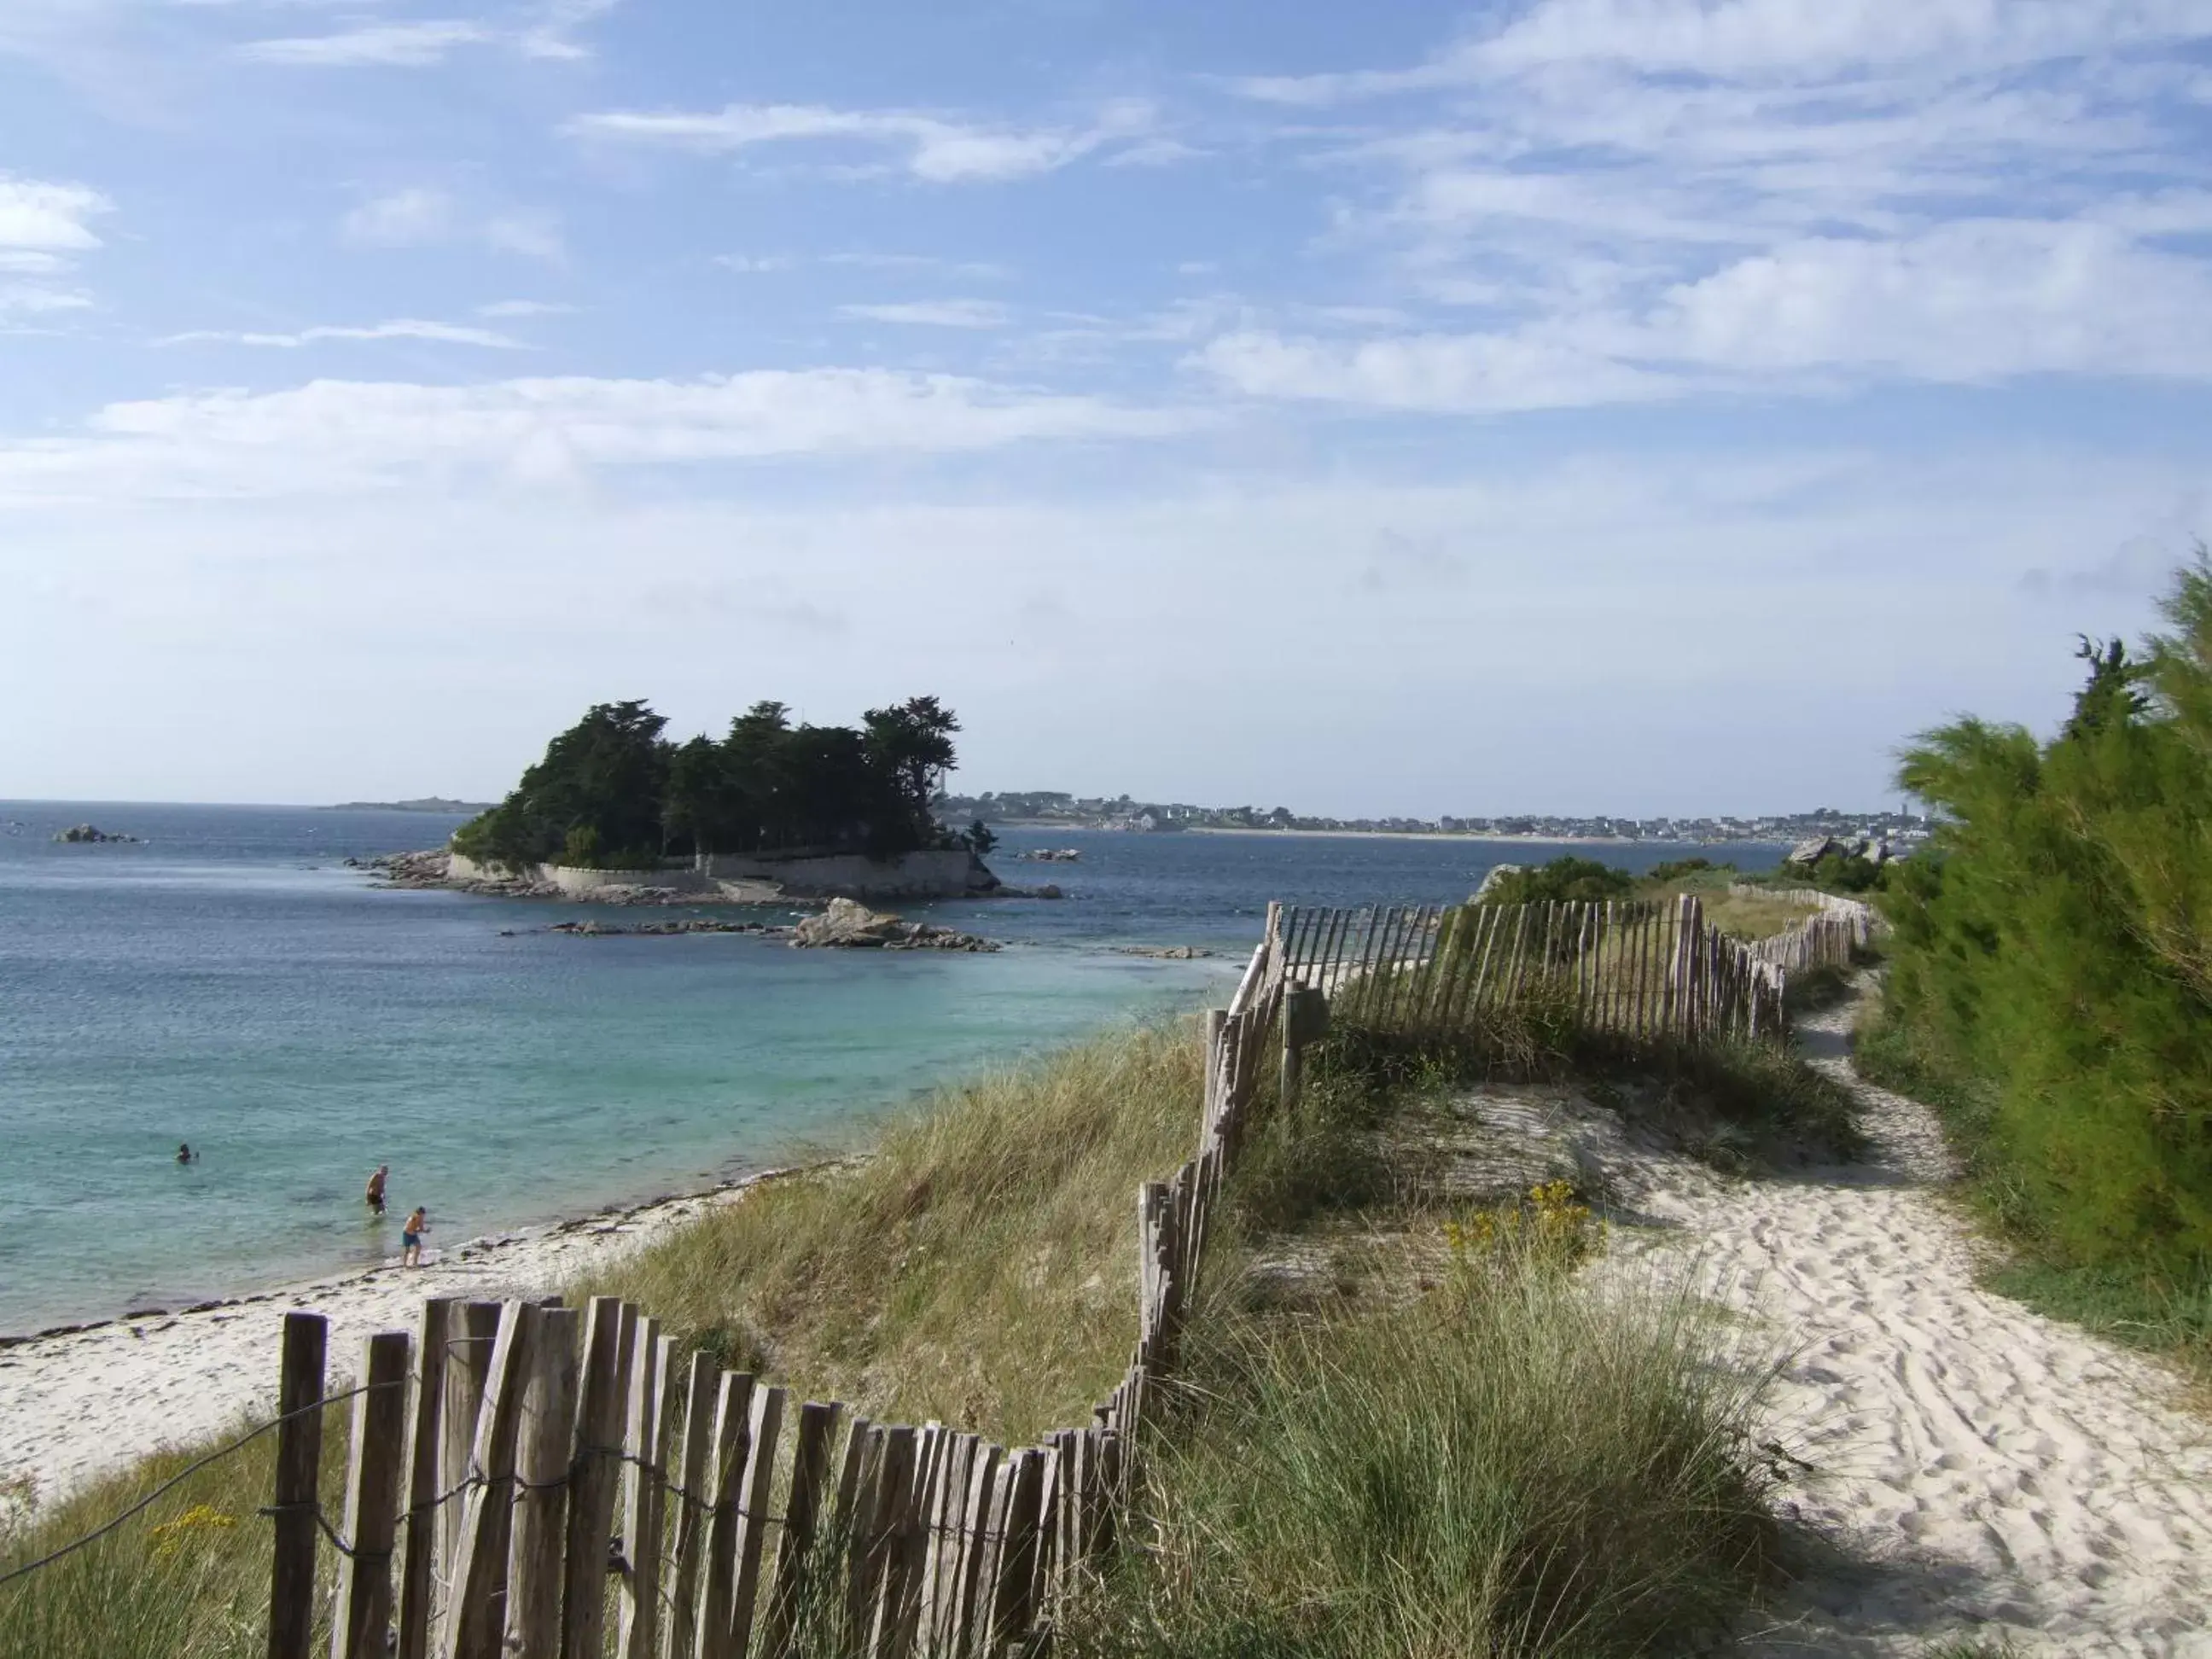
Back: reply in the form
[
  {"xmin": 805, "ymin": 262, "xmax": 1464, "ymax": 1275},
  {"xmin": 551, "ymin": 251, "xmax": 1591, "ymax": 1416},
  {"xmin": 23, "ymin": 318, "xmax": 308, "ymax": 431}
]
[{"xmin": 4, "ymin": 1, "xmax": 2211, "ymax": 813}]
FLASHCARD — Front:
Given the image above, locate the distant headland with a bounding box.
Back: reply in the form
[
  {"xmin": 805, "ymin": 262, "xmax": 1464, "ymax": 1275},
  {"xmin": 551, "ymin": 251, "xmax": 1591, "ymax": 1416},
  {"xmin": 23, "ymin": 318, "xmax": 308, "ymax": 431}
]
[
  {"xmin": 326, "ymin": 797, "xmax": 497, "ymax": 813},
  {"xmin": 934, "ymin": 789, "xmax": 1931, "ymax": 848}
]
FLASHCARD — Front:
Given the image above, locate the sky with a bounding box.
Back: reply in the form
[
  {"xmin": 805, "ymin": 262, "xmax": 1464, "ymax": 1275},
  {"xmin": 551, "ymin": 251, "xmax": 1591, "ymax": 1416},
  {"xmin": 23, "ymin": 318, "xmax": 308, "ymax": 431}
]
[{"xmin": 3, "ymin": 0, "xmax": 2212, "ymax": 816}]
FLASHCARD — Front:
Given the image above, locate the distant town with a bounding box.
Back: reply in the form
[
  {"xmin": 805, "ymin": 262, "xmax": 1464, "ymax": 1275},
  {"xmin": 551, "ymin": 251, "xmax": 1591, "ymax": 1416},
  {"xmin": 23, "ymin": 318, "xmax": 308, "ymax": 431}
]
[{"xmin": 933, "ymin": 790, "xmax": 1931, "ymax": 847}]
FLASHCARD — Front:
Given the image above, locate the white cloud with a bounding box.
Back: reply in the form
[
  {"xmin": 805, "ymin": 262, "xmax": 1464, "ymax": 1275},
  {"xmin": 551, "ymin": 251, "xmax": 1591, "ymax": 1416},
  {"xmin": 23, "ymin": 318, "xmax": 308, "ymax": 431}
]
[
  {"xmin": 1195, "ymin": 328, "xmax": 1668, "ymax": 411},
  {"xmin": 0, "ymin": 174, "xmax": 110, "ymax": 251},
  {"xmin": 1643, "ymin": 220, "xmax": 2212, "ymax": 381},
  {"xmin": 1197, "ymin": 0, "xmax": 2212, "ymax": 405},
  {"xmin": 342, "ymin": 189, "xmax": 563, "ymax": 261},
  {"xmin": 1197, "ymin": 218, "xmax": 2212, "ymax": 410},
  {"xmin": 476, "ymin": 299, "xmax": 574, "ymax": 317},
  {"xmin": 0, "ymin": 369, "xmax": 1200, "ymax": 503},
  {"xmin": 239, "ymin": 20, "xmax": 489, "ymax": 67},
  {"xmin": 482, "ymin": 211, "xmax": 563, "ymax": 262},
  {"xmin": 0, "ymin": 176, "xmax": 109, "ymax": 316},
  {"xmin": 1236, "ymin": 0, "xmax": 2212, "ymax": 102},
  {"xmin": 517, "ymin": 0, "xmax": 617, "ymax": 61},
  {"xmin": 1470, "ymin": 0, "xmax": 2209, "ymax": 79},
  {"xmin": 570, "ymin": 99, "xmax": 1158, "ymax": 183},
  {"xmin": 341, "ymin": 188, "xmax": 454, "ymax": 246},
  {"xmin": 719, "ymin": 252, "xmax": 1016, "ymax": 279},
  {"xmin": 0, "ymin": 283, "xmax": 91, "ymax": 315},
  {"xmin": 158, "ymin": 318, "xmax": 531, "ymax": 350},
  {"xmin": 841, "ymin": 299, "xmax": 1008, "ymax": 329}
]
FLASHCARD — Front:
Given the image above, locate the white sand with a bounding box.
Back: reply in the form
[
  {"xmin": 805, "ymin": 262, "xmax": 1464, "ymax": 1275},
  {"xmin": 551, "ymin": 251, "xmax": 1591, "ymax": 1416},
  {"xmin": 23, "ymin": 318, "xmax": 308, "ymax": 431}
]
[
  {"xmin": 1619, "ymin": 989, "xmax": 2212, "ymax": 1656},
  {"xmin": 0, "ymin": 1175, "xmax": 789, "ymax": 1520}
]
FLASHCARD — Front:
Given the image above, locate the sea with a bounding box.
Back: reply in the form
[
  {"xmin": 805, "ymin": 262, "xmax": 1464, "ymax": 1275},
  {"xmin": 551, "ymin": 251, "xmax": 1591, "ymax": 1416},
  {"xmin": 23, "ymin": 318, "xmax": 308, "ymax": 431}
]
[{"xmin": 0, "ymin": 802, "xmax": 1786, "ymax": 1335}]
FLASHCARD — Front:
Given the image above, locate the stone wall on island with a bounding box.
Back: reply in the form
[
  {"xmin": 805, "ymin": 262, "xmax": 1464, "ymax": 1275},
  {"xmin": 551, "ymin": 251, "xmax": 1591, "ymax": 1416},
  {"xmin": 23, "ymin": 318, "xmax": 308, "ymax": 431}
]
[{"xmin": 445, "ymin": 847, "xmax": 992, "ymax": 900}]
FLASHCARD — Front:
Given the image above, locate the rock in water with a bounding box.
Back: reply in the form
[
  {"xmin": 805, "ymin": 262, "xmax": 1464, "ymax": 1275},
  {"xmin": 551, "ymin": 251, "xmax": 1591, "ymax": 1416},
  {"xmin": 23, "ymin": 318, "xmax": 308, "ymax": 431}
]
[
  {"xmin": 789, "ymin": 896, "xmax": 998, "ymax": 952},
  {"xmin": 53, "ymin": 824, "xmax": 141, "ymax": 844},
  {"xmin": 793, "ymin": 898, "xmax": 907, "ymax": 947}
]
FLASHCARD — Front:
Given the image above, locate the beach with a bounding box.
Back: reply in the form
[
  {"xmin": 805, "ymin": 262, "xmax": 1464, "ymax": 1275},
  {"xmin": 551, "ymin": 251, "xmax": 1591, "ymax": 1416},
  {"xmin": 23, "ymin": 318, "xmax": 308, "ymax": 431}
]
[{"xmin": 0, "ymin": 1170, "xmax": 804, "ymax": 1518}]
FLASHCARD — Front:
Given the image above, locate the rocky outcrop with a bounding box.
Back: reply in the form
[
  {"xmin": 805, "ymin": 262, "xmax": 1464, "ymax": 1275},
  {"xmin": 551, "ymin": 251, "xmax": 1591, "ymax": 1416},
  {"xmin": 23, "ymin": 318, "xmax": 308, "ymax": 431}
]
[
  {"xmin": 1471, "ymin": 863, "xmax": 1523, "ymax": 900},
  {"xmin": 1784, "ymin": 835, "xmax": 1904, "ymax": 868},
  {"xmin": 54, "ymin": 824, "xmax": 141, "ymax": 844},
  {"xmin": 545, "ymin": 918, "xmax": 784, "ymax": 938},
  {"xmin": 1113, "ymin": 945, "xmax": 1214, "ymax": 959},
  {"xmin": 789, "ymin": 898, "xmax": 998, "ymax": 952},
  {"xmin": 1019, "ymin": 847, "xmax": 1082, "ymax": 863}
]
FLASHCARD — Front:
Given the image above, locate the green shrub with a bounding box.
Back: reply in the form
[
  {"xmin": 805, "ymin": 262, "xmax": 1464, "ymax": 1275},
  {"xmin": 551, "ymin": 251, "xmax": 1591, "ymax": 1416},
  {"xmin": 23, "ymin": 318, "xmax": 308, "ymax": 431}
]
[
  {"xmin": 1478, "ymin": 857, "xmax": 1636, "ymax": 906},
  {"xmin": 1880, "ymin": 550, "xmax": 2212, "ymax": 1282},
  {"xmin": 1642, "ymin": 857, "xmax": 1727, "ymax": 884}
]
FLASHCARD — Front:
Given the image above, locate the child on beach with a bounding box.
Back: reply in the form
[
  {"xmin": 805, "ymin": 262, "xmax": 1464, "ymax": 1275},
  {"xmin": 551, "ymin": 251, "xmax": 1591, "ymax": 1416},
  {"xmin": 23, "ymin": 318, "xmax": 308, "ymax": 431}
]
[{"xmin": 401, "ymin": 1207, "xmax": 428, "ymax": 1267}]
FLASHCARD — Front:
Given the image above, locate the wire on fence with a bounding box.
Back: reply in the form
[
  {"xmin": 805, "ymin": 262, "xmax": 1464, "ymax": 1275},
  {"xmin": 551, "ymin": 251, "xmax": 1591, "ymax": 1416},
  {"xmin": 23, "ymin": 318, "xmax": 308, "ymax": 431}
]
[{"xmin": 0, "ymin": 1377, "xmax": 399, "ymax": 1592}]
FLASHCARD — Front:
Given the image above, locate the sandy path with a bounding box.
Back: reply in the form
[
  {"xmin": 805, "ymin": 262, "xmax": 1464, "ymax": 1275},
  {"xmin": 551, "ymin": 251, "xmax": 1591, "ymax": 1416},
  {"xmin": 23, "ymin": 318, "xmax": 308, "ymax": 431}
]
[
  {"xmin": 0, "ymin": 1175, "xmax": 786, "ymax": 1522},
  {"xmin": 1632, "ymin": 986, "xmax": 2212, "ymax": 1656}
]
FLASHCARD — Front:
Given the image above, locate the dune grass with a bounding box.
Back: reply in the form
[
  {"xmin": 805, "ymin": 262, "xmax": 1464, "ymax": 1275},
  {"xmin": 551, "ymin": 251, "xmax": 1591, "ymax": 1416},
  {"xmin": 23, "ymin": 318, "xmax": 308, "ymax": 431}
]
[
  {"xmin": 574, "ymin": 1015, "xmax": 1207, "ymax": 1442},
  {"xmin": 1068, "ymin": 1032, "xmax": 1792, "ymax": 1658},
  {"xmin": 0, "ymin": 1408, "xmax": 351, "ymax": 1659}
]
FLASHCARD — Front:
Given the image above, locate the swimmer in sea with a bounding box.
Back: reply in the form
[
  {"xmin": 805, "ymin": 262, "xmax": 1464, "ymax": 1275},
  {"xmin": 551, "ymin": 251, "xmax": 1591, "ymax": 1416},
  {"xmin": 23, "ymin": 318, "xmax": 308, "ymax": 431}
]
[
  {"xmin": 365, "ymin": 1165, "xmax": 389, "ymax": 1216},
  {"xmin": 177, "ymin": 1143, "xmax": 195, "ymax": 1164},
  {"xmin": 402, "ymin": 1207, "xmax": 428, "ymax": 1268}
]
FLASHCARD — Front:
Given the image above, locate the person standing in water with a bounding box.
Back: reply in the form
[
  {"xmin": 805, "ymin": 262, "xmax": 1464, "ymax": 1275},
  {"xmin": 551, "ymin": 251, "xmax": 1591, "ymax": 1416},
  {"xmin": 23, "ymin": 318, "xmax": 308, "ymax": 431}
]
[
  {"xmin": 176, "ymin": 1143, "xmax": 195, "ymax": 1164},
  {"xmin": 401, "ymin": 1207, "xmax": 428, "ymax": 1268},
  {"xmin": 365, "ymin": 1165, "xmax": 389, "ymax": 1216}
]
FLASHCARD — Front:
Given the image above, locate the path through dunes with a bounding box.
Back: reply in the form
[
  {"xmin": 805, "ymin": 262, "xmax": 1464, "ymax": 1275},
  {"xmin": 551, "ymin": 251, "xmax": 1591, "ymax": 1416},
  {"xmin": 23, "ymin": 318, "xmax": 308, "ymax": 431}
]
[{"xmin": 1650, "ymin": 984, "xmax": 2212, "ymax": 1655}]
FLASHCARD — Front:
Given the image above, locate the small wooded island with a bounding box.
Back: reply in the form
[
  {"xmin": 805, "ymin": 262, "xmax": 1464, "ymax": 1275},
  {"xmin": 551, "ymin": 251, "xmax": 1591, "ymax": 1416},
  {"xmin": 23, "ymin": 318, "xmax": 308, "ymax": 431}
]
[{"xmin": 396, "ymin": 696, "xmax": 1021, "ymax": 905}]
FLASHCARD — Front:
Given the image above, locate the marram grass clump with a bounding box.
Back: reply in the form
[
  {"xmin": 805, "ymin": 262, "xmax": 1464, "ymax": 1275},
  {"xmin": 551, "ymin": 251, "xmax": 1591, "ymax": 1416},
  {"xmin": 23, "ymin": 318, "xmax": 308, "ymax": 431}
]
[{"xmin": 1068, "ymin": 1225, "xmax": 1784, "ymax": 1659}]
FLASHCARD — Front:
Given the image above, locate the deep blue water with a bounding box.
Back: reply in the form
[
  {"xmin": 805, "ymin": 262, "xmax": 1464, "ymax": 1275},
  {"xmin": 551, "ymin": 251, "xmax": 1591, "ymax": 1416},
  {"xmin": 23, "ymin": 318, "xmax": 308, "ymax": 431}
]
[{"xmin": 0, "ymin": 801, "xmax": 1782, "ymax": 1332}]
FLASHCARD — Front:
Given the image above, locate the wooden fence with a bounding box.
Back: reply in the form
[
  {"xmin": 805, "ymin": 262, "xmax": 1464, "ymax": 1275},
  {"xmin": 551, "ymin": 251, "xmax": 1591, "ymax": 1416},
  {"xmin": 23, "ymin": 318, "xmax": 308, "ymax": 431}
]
[
  {"xmin": 1743, "ymin": 894, "xmax": 1877, "ymax": 979},
  {"xmin": 256, "ymin": 888, "xmax": 1862, "ymax": 1657},
  {"xmin": 1276, "ymin": 894, "xmax": 1790, "ymax": 1043}
]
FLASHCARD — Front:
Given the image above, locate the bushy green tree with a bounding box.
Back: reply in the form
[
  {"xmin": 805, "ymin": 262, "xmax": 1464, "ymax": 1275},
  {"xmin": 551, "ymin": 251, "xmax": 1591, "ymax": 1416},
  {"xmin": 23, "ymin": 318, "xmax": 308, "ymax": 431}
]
[
  {"xmin": 455, "ymin": 700, "xmax": 671, "ymax": 868},
  {"xmin": 454, "ymin": 694, "xmax": 963, "ymax": 869},
  {"xmin": 1476, "ymin": 855, "xmax": 1636, "ymax": 906},
  {"xmin": 1884, "ymin": 551, "xmax": 2212, "ymax": 1273}
]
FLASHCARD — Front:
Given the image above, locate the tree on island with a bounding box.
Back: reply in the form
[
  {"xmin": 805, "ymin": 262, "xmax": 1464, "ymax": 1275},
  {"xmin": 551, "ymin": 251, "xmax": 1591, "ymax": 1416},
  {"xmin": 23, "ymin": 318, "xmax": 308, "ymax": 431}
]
[{"xmin": 455, "ymin": 695, "xmax": 965, "ymax": 869}]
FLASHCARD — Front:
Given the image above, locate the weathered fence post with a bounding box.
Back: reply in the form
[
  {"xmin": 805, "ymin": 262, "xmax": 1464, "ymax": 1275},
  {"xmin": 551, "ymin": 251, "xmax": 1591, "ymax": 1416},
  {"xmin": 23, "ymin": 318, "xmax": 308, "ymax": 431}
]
[
  {"xmin": 396, "ymin": 1300, "xmax": 451, "ymax": 1659},
  {"xmin": 618, "ymin": 1322, "xmax": 673, "ymax": 1659},
  {"xmin": 440, "ymin": 1301, "xmax": 536, "ymax": 1659},
  {"xmin": 760, "ymin": 1400, "xmax": 840, "ymax": 1659},
  {"xmin": 693, "ymin": 1371, "xmax": 756, "ymax": 1659},
  {"xmin": 330, "ymin": 1329, "xmax": 412, "ymax": 1659},
  {"xmin": 441, "ymin": 1301, "xmax": 504, "ymax": 1586},
  {"xmin": 725, "ymin": 1383, "xmax": 787, "ymax": 1659},
  {"xmin": 564, "ymin": 1298, "xmax": 637, "ymax": 1659},
  {"xmin": 268, "ymin": 1310, "xmax": 329, "ymax": 1659},
  {"xmin": 504, "ymin": 1306, "xmax": 580, "ymax": 1659},
  {"xmin": 666, "ymin": 1349, "xmax": 718, "ymax": 1659}
]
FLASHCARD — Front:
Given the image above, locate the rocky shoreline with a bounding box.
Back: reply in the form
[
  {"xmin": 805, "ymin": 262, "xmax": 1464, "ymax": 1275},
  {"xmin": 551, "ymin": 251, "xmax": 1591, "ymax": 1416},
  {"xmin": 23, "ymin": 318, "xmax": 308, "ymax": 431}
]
[
  {"xmin": 535, "ymin": 898, "xmax": 998, "ymax": 952},
  {"xmin": 354, "ymin": 849, "xmax": 1062, "ymax": 906}
]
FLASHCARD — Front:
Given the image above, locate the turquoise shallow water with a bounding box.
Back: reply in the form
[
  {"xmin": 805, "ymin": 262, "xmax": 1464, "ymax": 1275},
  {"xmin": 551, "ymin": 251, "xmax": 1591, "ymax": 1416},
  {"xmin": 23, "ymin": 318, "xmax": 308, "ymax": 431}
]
[{"xmin": 0, "ymin": 803, "xmax": 1784, "ymax": 1332}]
